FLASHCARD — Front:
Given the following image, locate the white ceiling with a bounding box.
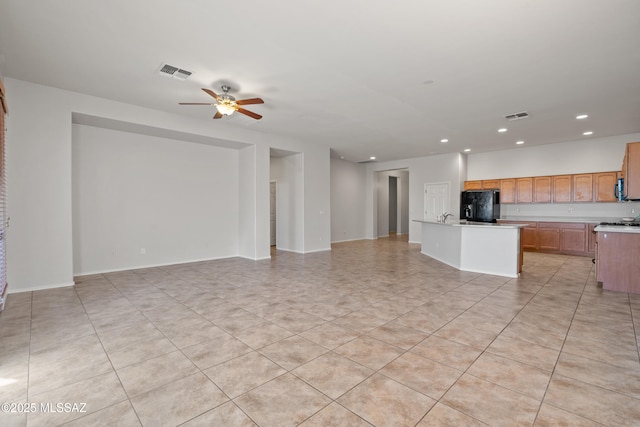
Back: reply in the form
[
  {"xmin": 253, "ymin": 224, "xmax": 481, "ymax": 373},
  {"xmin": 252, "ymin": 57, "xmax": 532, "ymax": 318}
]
[{"xmin": 1, "ymin": 1, "xmax": 639, "ymax": 162}]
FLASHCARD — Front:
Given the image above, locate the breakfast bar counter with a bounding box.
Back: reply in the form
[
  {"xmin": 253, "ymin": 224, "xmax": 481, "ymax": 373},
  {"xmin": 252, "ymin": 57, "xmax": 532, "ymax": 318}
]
[{"xmin": 414, "ymin": 220, "xmax": 527, "ymax": 278}]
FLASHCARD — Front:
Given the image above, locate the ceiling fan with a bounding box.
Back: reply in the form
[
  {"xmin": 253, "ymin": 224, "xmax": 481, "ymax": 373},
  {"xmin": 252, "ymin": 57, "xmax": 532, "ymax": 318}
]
[{"xmin": 179, "ymin": 85, "xmax": 264, "ymax": 120}]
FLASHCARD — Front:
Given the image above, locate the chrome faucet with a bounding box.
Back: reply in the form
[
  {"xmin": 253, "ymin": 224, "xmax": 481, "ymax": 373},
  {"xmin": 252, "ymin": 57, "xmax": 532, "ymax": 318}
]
[{"xmin": 442, "ymin": 212, "xmax": 454, "ymax": 223}]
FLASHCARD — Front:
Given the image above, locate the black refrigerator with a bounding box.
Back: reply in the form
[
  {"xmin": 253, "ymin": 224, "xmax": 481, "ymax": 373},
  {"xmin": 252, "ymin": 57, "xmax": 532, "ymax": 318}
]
[{"xmin": 460, "ymin": 190, "xmax": 501, "ymax": 223}]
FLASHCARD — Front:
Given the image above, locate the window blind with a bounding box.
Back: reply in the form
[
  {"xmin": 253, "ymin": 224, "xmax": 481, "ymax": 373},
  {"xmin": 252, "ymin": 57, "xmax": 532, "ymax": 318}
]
[{"xmin": 0, "ymin": 79, "xmax": 7, "ymax": 311}]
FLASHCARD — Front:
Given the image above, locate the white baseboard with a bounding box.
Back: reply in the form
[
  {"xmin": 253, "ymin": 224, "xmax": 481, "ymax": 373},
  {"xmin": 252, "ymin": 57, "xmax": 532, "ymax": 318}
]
[
  {"xmin": 74, "ymin": 255, "xmax": 240, "ymax": 277},
  {"xmin": 7, "ymin": 281, "xmax": 75, "ymax": 294}
]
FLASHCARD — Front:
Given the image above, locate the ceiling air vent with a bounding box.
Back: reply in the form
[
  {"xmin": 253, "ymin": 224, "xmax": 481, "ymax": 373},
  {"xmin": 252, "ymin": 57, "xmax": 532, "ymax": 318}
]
[
  {"xmin": 504, "ymin": 111, "xmax": 529, "ymax": 121},
  {"xmin": 158, "ymin": 63, "xmax": 192, "ymax": 80}
]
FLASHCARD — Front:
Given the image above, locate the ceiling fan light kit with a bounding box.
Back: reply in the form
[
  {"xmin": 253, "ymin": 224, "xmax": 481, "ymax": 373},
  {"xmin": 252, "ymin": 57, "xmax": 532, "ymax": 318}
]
[
  {"xmin": 215, "ymin": 102, "xmax": 236, "ymax": 116},
  {"xmin": 179, "ymin": 85, "xmax": 264, "ymax": 120}
]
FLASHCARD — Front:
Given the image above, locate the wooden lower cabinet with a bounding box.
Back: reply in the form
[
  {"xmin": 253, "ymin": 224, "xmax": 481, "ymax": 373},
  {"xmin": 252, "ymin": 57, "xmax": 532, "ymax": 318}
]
[
  {"xmin": 499, "ymin": 220, "xmax": 537, "ymax": 249},
  {"xmin": 596, "ymin": 231, "xmax": 640, "ymax": 293},
  {"xmin": 537, "ymin": 223, "xmax": 561, "ymax": 251},
  {"xmin": 560, "ymin": 223, "xmax": 587, "ymax": 253},
  {"xmin": 588, "ymin": 223, "xmax": 597, "ymax": 253},
  {"xmin": 521, "ymin": 223, "xmax": 538, "ymax": 250},
  {"xmin": 498, "ymin": 220, "xmax": 595, "ymax": 257}
]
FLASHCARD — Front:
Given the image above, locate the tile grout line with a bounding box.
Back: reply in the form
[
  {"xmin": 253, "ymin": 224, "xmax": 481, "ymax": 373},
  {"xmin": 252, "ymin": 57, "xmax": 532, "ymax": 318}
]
[
  {"xmin": 531, "ymin": 256, "xmax": 604, "ymax": 426},
  {"xmin": 72, "ymin": 272, "xmax": 146, "ymax": 426}
]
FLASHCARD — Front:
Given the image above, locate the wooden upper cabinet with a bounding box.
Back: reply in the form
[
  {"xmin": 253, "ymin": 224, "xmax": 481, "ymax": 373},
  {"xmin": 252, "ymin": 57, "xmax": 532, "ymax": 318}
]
[
  {"xmin": 516, "ymin": 178, "xmax": 533, "ymax": 203},
  {"xmin": 553, "ymin": 175, "xmax": 572, "ymax": 202},
  {"xmin": 593, "ymin": 172, "xmax": 618, "ymax": 202},
  {"xmin": 465, "ymin": 168, "xmax": 624, "ymax": 204},
  {"xmin": 500, "ymin": 179, "xmax": 516, "ymax": 204},
  {"xmin": 624, "ymin": 142, "xmax": 640, "ymax": 200},
  {"xmin": 572, "ymin": 174, "xmax": 594, "ymax": 202},
  {"xmin": 533, "ymin": 176, "xmax": 552, "ymax": 203},
  {"xmin": 482, "ymin": 179, "xmax": 500, "ymax": 189},
  {"xmin": 621, "ymin": 150, "xmax": 627, "ymax": 181},
  {"xmin": 463, "ymin": 180, "xmax": 500, "ymax": 190},
  {"xmin": 464, "ymin": 180, "xmax": 482, "ymax": 190}
]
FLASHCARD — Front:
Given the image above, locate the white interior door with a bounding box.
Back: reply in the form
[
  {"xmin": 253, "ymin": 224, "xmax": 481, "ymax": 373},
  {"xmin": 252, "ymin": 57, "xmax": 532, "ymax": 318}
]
[
  {"xmin": 270, "ymin": 181, "xmax": 276, "ymax": 246},
  {"xmin": 424, "ymin": 182, "xmax": 450, "ymax": 221}
]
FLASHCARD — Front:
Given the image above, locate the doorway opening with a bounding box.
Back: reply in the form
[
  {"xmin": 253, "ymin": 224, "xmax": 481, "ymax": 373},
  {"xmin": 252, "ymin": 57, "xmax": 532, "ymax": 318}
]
[
  {"xmin": 270, "ymin": 180, "xmax": 277, "ymax": 246},
  {"xmin": 375, "ymin": 169, "xmax": 409, "ymax": 239},
  {"xmin": 270, "ymin": 148, "xmax": 304, "ymax": 254},
  {"xmin": 389, "ymin": 176, "xmax": 398, "ymax": 235}
]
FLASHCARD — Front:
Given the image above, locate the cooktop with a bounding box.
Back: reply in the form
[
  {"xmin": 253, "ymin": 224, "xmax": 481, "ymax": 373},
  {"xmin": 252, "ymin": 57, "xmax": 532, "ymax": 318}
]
[{"xmin": 599, "ymin": 222, "xmax": 640, "ymax": 227}]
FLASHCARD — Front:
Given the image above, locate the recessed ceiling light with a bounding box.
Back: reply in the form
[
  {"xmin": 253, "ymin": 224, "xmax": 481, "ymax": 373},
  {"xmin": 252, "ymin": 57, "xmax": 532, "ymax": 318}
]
[
  {"xmin": 516, "ymin": 140, "xmax": 525, "ymax": 145},
  {"xmin": 583, "ymin": 131, "xmax": 593, "ymax": 136},
  {"xmin": 440, "ymin": 139, "xmax": 448, "ymax": 143},
  {"xmin": 498, "ymin": 128, "xmax": 508, "ymax": 133},
  {"xmin": 370, "ymin": 156, "xmax": 376, "ymax": 160},
  {"xmin": 463, "ymin": 148, "xmax": 471, "ymax": 152},
  {"xmin": 576, "ymin": 114, "xmax": 588, "ymax": 120}
]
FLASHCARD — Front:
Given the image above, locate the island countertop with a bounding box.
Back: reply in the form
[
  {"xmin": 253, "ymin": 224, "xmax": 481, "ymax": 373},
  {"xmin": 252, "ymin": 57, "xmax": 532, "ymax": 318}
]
[
  {"xmin": 594, "ymin": 225, "xmax": 640, "ymax": 234},
  {"xmin": 415, "ymin": 220, "xmax": 524, "ymax": 278}
]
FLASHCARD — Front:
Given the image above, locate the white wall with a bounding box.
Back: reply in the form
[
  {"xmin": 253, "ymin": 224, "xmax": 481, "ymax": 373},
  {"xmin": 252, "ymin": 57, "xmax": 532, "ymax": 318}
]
[
  {"xmin": 330, "ymin": 158, "xmax": 367, "ymax": 243},
  {"xmin": 376, "ymin": 171, "xmax": 390, "ymax": 238},
  {"xmin": 6, "ymin": 82, "xmax": 74, "ymax": 291},
  {"xmin": 268, "ymin": 141, "xmax": 331, "ymax": 254},
  {"xmin": 467, "ymin": 133, "xmax": 640, "ymax": 219},
  {"xmin": 254, "ymin": 144, "xmax": 271, "ymax": 260},
  {"xmin": 271, "ymin": 154, "xmax": 305, "ymax": 252},
  {"xmin": 398, "ymin": 170, "xmax": 409, "ymax": 234},
  {"xmin": 5, "ymin": 78, "xmax": 331, "ymax": 292},
  {"xmin": 367, "ymin": 153, "xmax": 464, "ymax": 243},
  {"xmin": 72, "ymin": 125, "xmax": 239, "ymax": 274},
  {"xmin": 467, "ymin": 134, "xmax": 640, "ymax": 179},
  {"xmin": 302, "ymin": 146, "xmax": 331, "ymax": 253},
  {"xmin": 238, "ymin": 145, "xmax": 257, "ymax": 259},
  {"xmin": 238, "ymin": 144, "xmax": 271, "ymax": 261}
]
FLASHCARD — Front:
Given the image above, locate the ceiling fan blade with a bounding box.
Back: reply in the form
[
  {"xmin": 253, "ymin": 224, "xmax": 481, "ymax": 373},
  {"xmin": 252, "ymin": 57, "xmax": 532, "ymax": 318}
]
[
  {"xmin": 236, "ymin": 107, "xmax": 262, "ymax": 120},
  {"xmin": 213, "ymin": 111, "xmax": 223, "ymax": 119},
  {"xmin": 236, "ymin": 97, "xmax": 264, "ymax": 106},
  {"xmin": 202, "ymin": 88, "xmax": 220, "ymax": 100},
  {"xmin": 179, "ymin": 102, "xmax": 214, "ymax": 105}
]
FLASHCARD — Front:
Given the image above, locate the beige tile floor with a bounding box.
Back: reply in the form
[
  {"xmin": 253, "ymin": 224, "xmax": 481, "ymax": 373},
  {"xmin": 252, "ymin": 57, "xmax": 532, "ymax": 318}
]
[{"xmin": 1, "ymin": 236, "xmax": 640, "ymax": 426}]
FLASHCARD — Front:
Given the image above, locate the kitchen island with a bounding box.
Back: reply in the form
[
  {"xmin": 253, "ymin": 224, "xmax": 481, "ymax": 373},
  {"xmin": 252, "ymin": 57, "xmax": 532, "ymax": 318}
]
[
  {"xmin": 414, "ymin": 220, "xmax": 527, "ymax": 278},
  {"xmin": 594, "ymin": 224, "xmax": 640, "ymax": 294}
]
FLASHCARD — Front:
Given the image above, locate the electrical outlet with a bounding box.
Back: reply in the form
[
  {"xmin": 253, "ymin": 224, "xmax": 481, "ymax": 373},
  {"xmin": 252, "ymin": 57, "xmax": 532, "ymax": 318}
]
[{"xmin": 140, "ymin": 248, "xmax": 146, "ymax": 255}]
